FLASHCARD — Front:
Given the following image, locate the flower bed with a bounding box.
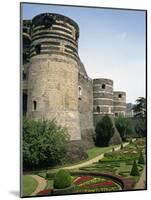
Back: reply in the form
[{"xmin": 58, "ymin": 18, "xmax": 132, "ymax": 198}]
[
  {"xmin": 73, "ymin": 176, "xmax": 93, "ymax": 185},
  {"xmin": 37, "ymin": 188, "xmax": 53, "ymax": 196},
  {"xmin": 73, "ymin": 175, "xmax": 120, "ymax": 193}
]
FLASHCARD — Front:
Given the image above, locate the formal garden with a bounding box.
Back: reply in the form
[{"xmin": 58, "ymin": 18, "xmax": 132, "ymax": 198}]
[
  {"xmin": 23, "ymin": 138, "xmax": 146, "ymax": 196},
  {"xmin": 22, "ymin": 97, "xmax": 146, "ymax": 197}
]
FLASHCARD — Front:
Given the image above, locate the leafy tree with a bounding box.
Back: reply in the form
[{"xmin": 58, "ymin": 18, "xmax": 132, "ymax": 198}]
[
  {"xmin": 133, "ymin": 97, "xmax": 146, "ymax": 118},
  {"xmin": 23, "ymin": 117, "xmax": 70, "ymax": 170},
  {"xmin": 95, "ymin": 115, "xmax": 114, "ymax": 147},
  {"xmin": 54, "ymin": 169, "xmax": 72, "ymax": 189},
  {"xmin": 130, "ymin": 160, "xmax": 140, "ymax": 176},
  {"xmin": 132, "ymin": 97, "xmax": 146, "ymax": 137},
  {"xmin": 115, "ymin": 114, "xmax": 134, "ymax": 141},
  {"xmin": 134, "ymin": 118, "xmax": 146, "ymax": 137}
]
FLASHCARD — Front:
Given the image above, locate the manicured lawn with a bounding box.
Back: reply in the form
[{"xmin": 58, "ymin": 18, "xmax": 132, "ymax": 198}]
[
  {"xmin": 23, "ymin": 175, "xmax": 38, "ymax": 196},
  {"xmin": 45, "ymin": 179, "xmax": 53, "ymax": 189},
  {"xmin": 86, "ymin": 144, "xmax": 119, "ymax": 159}
]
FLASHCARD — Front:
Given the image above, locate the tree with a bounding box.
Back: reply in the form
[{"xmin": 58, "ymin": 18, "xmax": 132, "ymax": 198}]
[
  {"xmin": 130, "ymin": 160, "xmax": 140, "ymax": 176},
  {"xmin": 133, "ymin": 97, "xmax": 146, "ymax": 118},
  {"xmin": 115, "ymin": 114, "xmax": 134, "ymax": 141},
  {"xmin": 132, "ymin": 97, "xmax": 146, "ymax": 137},
  {"xmin": 23, "ymin": 117, "xmax": 70, "ymax": 170},
  {"xmin": 95, "ymin": 115, "xmax": 114, "ymax": 147}
]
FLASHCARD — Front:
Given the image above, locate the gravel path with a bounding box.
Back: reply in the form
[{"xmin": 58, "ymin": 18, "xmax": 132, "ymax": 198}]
[
  {"xmin": 134, "ymin": 167, "xmax": 146, "ymax": 190},
  {"xmin": 62, "ymin": 142, "xmax": 130, "ymax": 170},
  {"xmin": 30, "ymin": 175, "xmax": 47, "ymax": 196}
]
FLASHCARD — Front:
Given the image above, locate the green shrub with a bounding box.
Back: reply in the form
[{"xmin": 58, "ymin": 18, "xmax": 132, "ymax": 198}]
[
  {"xmin": 115, "ymin": 114, "xmax": 134, "ymax": 141},
  {"xmin": 23, "ymin": 117, "xmax": 70, "ymax": 170},
  {"xmin": 112, "ymin": 147, "xmax": 115, "ymax": 152},
  {"xmin": 95, "ymin": 115, "xmax": 114, "ymax": 147},
  {"xmin": 130, "ymin": 160, "xmax": 140, "ymax": 176},
  {"xmin": 120, "ymin": 143, "xmax": 124, "ymax": 149},
  {"xmin": 46, "ymin": 172, "xmax": 55, "ymax": 179},
  {"xmin": 129, "ymin": 139, "xmax": 133, "ymax": 144},
  {"xmin": 138, "ymin": 152, "xmax": 145, "ymax": 164},
  {"xmin": 54, "ymin": 170, "xmax": 72, "ymax": 189}
]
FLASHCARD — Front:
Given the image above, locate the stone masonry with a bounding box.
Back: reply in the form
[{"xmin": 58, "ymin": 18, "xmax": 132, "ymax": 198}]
[{"xmin": 22, "ymin": 13, "xmax": 126, "ymax": 158}]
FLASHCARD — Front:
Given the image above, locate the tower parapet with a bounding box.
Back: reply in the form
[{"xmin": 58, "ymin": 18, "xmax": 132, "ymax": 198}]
[{"xmin": 30, "ymin": 13, "xmax": 79, "ymax": 62}]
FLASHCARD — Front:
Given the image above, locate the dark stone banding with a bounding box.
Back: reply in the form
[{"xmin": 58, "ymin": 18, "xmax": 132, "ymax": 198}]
[
  {"xmin": 31, "ymin": 31, "xmax": 74, "ymax": 41},
  {"xmin": 31, "ymin": 35, "xmax": 77, "ymax": 46},
  {"xmin": 32, "ymin": 13, "xmax": 79, "ymax": 36},
  {"xmin": 30, "ymin": 50, "xmax": 80, "ymax": 63},
  {"xmin": 93, "ymin": 78, "xmax": 113, "ymax": 85}
]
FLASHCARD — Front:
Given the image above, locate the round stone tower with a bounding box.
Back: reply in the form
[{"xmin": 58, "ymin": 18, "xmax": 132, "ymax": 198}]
[
  {"xmin": 93, "ymin": 78, "xmax": 122, "ymax": 145},
  {"xmin": 27, "ymin": 13, "xmax": 81, "ymax": 141},
  {"xmin": 93, "ymin": 78, "xmax": 114, "ymax": 125},
  {"xmin": 113, "ymin": 91, "xmax": 126, "ymax": 117}
]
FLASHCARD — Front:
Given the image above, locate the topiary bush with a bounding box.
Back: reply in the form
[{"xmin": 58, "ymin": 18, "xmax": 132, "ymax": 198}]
[
  {"xmin": 120, "ymin": 143, "xmax": 124, "ymax": 150},
  {"xmin": 112, "ymin": 147, "xmax": 115, "ymax": 152},
  {"xmin": 138, "ymin": 151, "xmax": 145, "ymax": 164},
  {"xmin": 54, "ymin": 169, "xmax": 72, "ymax": 189},
  {"xmin": 95, "ymin": 115, "xmax": 114, "ymax": 147},
  {"xmin": 130, "ymin": 160, "xmax": 140, "ymax": 176}
]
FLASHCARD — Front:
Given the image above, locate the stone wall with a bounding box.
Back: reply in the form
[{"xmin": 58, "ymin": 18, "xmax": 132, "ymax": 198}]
[{"xmin": 78, "ymin": 72, "xmax": 95, "ymax": 149}]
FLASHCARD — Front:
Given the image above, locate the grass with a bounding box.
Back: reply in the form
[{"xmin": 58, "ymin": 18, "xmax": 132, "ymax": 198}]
[
  {"xmin": 23, "ymin": 175, "xmax": 38, "ymax": 196},
  {"xmin": 86, "ymin": 144, "xmax": 119, "ymax": 159},
  {"xmin": 45, "ymin": 179, "xmax": 54, "ymax": 189}
]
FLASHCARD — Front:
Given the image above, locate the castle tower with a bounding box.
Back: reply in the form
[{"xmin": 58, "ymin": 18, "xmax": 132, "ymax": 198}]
[
  {"xmin": 93, "ymin": 78, "xmax": 122, "ymax": 145},
  {"xmin": 27, "ymin": 13, "xmax": 81, "ymax": 141},
  {"xmin": 93, "ymin": 78, "xmax": 114, "ymax": 126},
  {"xmin": 113, "ymin": 91, "xmax": 126, "ymax": 117}
]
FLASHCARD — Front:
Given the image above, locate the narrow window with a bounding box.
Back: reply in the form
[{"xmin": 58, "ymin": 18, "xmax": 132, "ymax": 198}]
[
  {"xmin": 119, "ymin": 94, "xmax": 122, "ymax": 98},
  {"xmin": 23, "ymin": 93, "xmax": 28, "ymax": 116},
  {"xmin": 97, "ymin": 106, "xmax": 100, "ymax": 113},
  {"xmin": 102, "ymin": 84, "xmax": 106, "ymax": 89},
  {"xmin": 33, "ymin": 100, "xmax": 37, "ymax": 111},
  {"xmin": 35, "ymin": 44, "xmax": 41, "ymax": 54},
  {"xmin": 78, "ymin": 86, "xmax": 82, "ymax": 100},
  {"xmin": 23, "ymin": 71, "xmax": 26, "ymax": 80},
  {"xmin": 115, "ymin": 113, "xmax": 118, "ymax": 117}
]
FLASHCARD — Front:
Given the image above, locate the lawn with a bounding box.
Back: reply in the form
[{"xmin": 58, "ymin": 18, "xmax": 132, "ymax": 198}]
[
  {"xmin": 86, "ymin": 144, "xmax": 119, "ymax": 159},
  {"xmin": 23, "ymin": 175, "xmax": 38, "ymax": 196}
]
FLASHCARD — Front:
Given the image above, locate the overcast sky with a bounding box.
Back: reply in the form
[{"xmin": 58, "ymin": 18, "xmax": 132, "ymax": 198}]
[{"xmin": 22, "ymin": 3, "xmax": 146, "ymax": 104}]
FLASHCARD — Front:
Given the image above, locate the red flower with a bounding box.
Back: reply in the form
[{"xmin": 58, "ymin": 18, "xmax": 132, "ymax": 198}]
[
  {"xmin": 74, "ymin": 176, "xmax": 93, "ymax": 185},
  {"xmin": 37, "ymin": 188, "xmax": 53, "ymax": 195},
  {"xmin": 90, "ymin": 181, "xmax": 114, "ymax": 188}
]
